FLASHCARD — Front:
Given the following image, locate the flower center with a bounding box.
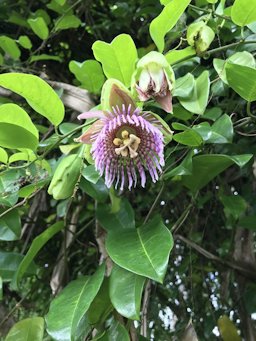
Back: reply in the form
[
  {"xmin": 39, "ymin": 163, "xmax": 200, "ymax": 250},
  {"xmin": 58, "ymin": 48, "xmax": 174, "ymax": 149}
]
[{"xmin": 113, "ymin": 129, "xmax": 141, "ymax": 158}]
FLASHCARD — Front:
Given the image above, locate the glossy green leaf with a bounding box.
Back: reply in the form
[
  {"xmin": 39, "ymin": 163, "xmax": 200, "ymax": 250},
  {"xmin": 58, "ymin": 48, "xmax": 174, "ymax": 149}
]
[
  {"xmin": 9, "ymin": 150, "xmax": 36, "ymax": 164},
  {"xmin": 30, "ymin": 54, "xmax": 62, "ymax": 62},
  {"xmin": 0, "ymin": 169, "xmax": 20, "ymax": 206},
  {"xmin": 0, "ymin": 251, "xmax": 37, "ymax": 282},
  {"xmin": 106, "ymin": 216, "xmax": 173, "ymax": 283},
  {"xmin": 69, "ymin": 60, "xmax": 105, "ymax": 94},
  {"xmin": 165, "ymin": 46, "xmax": 196, "ymax": 65},
  {"xmin": 173, "ymin": 129, "xmax": 203, "ymax": 146},
  {"xmin": 0, "ymin": 73, "xmax": 65, "ymax": 125},
  {"xmin": 110, "ymin": 265, "xmax": 145, "ymax": 320},
  {"xmin": 182, "ymin": 154, "xmax": 253, "ymax": 191},
  {"xmin": 82, "ymin": 165, "xmax": 101, "ymax": 184},
  {"xmin": 96, "ymin": 199, "xmax": 135, "ymax": 231},
  {"xmin": 55, "ymin": 14, "xmax": 81, "ymax": 30},
  {"xmin": 92, "ymin": 34, "xmax": 137, "ymax": 87},
  {"xmin": 0, "ymin": 208, "xmax": 21, "ymax": 241},
  {"xmin": 18, "ymin": 35, "xmax": 32, "ymax": 49},
  {"xmin": 0, "ymin": 147, "xmax": 8, "ymax": 163},
  {"xmin": 213, "ymin": 52, "xmax": 255, "ymax": 84},
  {"xmin": 28, "ymin": 17, "xmax": 49, "ymax": 40},
  {"xmin": 5, "ymin": 317, "xmax": 44, "ymax": 341},
  {"xmin": 164, "ymin": 151, "xmax": 193, "ymax": 179},
  {"xmin": 0, "ymin": 36, "xmax": 21, "ymax": 59},
  {"xmin": 80, "ymin": 177, "xmax": 109, "ymax": 202},
  {"xmin": 226, "ymin": 63, "xmax": 256, "ymax": 102},
  {"xmin": 12, "ymin": 221, "xmax": 64, "ymax": 289},
  {"xmin": 0, "ymin": 103, "xmax": 39, "ymax": 150},
  {"xmin": 149, "ymin": 0, "xmax": 191, "ymax": 52},
  {"xmin": 231, "ymin": 0, "xmax": 256, "ymax": 26},
  {"xmin": 46, "ymin": 264, "xmax": 105, "ymax": 341},
  {"xmin": 106, "ymin": 320, "xmax": 130, "ymax": 341},
  {"xmin": 87, "ymin": 278, "xmax": 113, "ymax": 325},
  {"xmin": 178, "ymin": 71, "xmax": 210, "ymax": 114}
]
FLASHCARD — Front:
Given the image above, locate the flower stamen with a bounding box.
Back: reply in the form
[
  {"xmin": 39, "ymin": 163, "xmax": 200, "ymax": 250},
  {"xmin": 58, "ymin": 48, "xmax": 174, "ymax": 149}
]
[{"xmin": 114, "ymin": 130, "xmax": 141, "ymax": 159}]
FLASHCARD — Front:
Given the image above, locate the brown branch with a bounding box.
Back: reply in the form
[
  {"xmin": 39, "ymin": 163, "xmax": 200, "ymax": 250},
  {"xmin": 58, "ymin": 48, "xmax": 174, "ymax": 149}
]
[
  {"xmin": 176, "ymin": 234, "xmax": 256, "ymax": 281},
  {"xmin": 140, "ymin": 280, "xmax": 151, "ymax": 337}
]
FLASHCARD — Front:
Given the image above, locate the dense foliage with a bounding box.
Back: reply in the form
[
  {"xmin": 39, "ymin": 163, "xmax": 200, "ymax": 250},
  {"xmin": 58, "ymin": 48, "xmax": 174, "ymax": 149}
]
[{"xmin": 0, "ymin": 0, "xmax": 256, "ymax": 340}]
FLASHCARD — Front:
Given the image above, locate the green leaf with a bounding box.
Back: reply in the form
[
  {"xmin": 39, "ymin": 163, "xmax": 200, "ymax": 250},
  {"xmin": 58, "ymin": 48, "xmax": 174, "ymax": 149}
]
[
  {"xmin": 178, "ymin": 71, "xmax": 210, "ymax": 114},
  {"xmin": 182, "ymin": 154, "xmax": 253, "ymax": 192},
  {"xmin": 0, "ymin": 36, "xmax": 21, "ymax": 60},
  {"xmin": 0, "ymin": 103, "xmax": 39, "ymax": 150},
  {"xmin": 0, "ymin": 147, "xmax": 8, "ymax": 163},
  {"xmin": 239, "ymin": 216, "xmax": 256, "ymax": 230},
  {"xmin": 0, "ymin": 73, "xmax": 64, "ymax": 125},
  {"xmin": 30, "ymin": 54, "xmax": 62, "ymax": 62},
  {"xmin": 54, "ymin": 14, "xmax": 81, "ymax": 30},
  {"xmin": 106, "ymin": 320, "xmax": 130, "ymax": 341},
  {"xmin": 0, "ymin": 169, "xmax": 20, "ymax": 206},
  {"xmin": 173, "ymin": 129, "xmax": 203, "ymax": 146},
  {"xmin": 218, "ymin": 315, "xmax": 241, "ymax": 341},
  {"xmin": 173, "ymin": 73, "xmax": 194, "ymax": 98},
  {"xmin": 110, "ymin": 265, "xmax": 145, "ymax": 320},
  {"xmin": 12, "ymin": 221, "xmax": 64, "ymax": 289},
  {"xmin": 231, "ymin": 0, "xmax": 256, "ymax": 26},
  {"xmin": 226, "ymin": 63, "xmax": 256, "ymax": 102},
  {"xmin": 27, "ymin": 17, "xmax": 49, "ymax": 40},
  {"xmin": 0, "ymin": 208, "xmax": 21, "ymax": 241},
  {"xmin": 213, "ymin": 52, "xmax": 255, "ymax": 84},
  {"xmin": 82, "ymin": 165, "xmax": 101, "ymax": 184},
  {"xmin": 87, "ymin": 278, "xmax": 113, "ymax": 325},
  {"xmin": 69, "ymin": 60, "xmax": 105, "ymax": 94},
  {"xmin": 80, "ymin": 177, "xmax": 109, "ymax": 202},
  {"xmin": 149, "ymin": 0, "xmax": 191, "ymax": 52},
  {"xmin": 18, "ymin": 35, "xmax": 32, "ymax": 49},
  {"xmin": 46, "ymin": 264, "xmax": 105, "ymax": 341},
  {"xmin": 0, "ymin": 251, "xmax": 37, "ymax": 282},
  {"xmin": 96, "ymin": 199, "xmax": 135, "ymax": 231},
  {"xmin": 163, "ymin": 150, "xmax": 193, "ymax": 179},
  {"xmin": 0, "ymin": 277, "xmax": 2, "ymax": 300},
  {"xmin": 5, "ymin": 317, "xmax": 44, "ymax": 341},
  {"xmin": 165, "ymin": 46, "xmax": 196, "ymax": 65},
  {"xmin": 92, "ymin": 34, "xmax": 137, "ymax": 87},
  {"xmin": 220, "ymin": 194, "xmax": 247, "ymax": 219},
  {"xmin": 106, "ymin": 216, "xmax": 173, "ymax": 283},
  {"xmin": 9, "ymin": 150, "xmax": 36, "ymax": 164}
]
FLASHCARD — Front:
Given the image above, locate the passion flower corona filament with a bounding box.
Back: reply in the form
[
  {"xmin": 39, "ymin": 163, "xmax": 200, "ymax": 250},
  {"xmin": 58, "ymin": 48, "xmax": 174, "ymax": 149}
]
[{"xmin": 76, "ymin": 104, "xmax": 165, "ymax": 190}]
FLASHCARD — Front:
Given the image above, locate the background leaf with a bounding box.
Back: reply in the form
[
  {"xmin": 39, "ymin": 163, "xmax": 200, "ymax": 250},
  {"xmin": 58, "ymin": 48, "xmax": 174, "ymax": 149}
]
[
  {"xmin": 231, "ymin": 0, "xmax": 256, "ymax": 26},
  {"xmin": 0, "ymin": 73, "xmax": 65, "ymax": 125},
  {"xmin": 5, "ymin": 317, "xmax": 44, "ymax": 341}
]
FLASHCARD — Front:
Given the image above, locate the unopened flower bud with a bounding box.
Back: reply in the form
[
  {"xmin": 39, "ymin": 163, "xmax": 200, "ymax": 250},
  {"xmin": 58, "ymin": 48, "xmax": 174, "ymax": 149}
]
[
  {"xmin": 132, "ymin": 51, "xmax": 175, "ymax": 113},
  {"xmin": 187, "ymin": 21, "xmax": 215, "ymax": 54}
]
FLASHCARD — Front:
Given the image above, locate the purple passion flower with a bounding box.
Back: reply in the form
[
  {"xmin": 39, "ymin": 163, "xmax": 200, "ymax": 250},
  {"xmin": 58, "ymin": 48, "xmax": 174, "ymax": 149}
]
[{"xmin": 76, "ymin": 104, "xmax": 165, "ymax": 190}]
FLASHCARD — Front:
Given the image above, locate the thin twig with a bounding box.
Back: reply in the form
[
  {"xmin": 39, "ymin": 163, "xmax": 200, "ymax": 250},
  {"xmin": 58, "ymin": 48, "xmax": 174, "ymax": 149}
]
[
  {"xmin": 143, "ymin": 183, "xmax": 164, "ymax": 225},
  {"xmin": 140, "ymin": 280, "xmax": 151, "ymax": 337}
]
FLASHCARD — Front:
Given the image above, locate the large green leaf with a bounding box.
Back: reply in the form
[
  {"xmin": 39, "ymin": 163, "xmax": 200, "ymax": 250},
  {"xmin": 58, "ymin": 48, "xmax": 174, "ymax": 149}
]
[
  {"xmin": 213, "ymin": 52, "xmax": 255, "ymax": 84},
  {"xmin": 5, "ymin": 317, "xmax": 44, "ymax": 341},
  {"xmin": 226, "ymin": 63, "xmax": 256, "ymax": 102},
  {"xmin": 231, "ymin": 0, "xmax": 256, "ymax": 26},
  {"xmin": 0, "ymin": 252, "xmax": 37, "ymax": 282},
  {"xmin": 0, "ymin": 103, "xmax": 39, "ymax": 150},
  {"xmin": 0, "ymin": 208, "xmax": 21, "ymax": 241},
  {"xmin": 109, "ymin": 265, "xmax": 145, "ymax": 320},
  {"xmin": 106, "ymin": 216, "xmax": 173, "ymax": 283},
  {"xmin": 46, "ymin": 264, "xmax": 105, "ymax": 341},
  {"xmin": 149, "ymin": 0, "xmax": 191, "ymax": 52},
  {"xmin": 12, "ymin": 221, "xmax": 64, "ymax": 289},
  {"xmin": 92, "ymin": 34, "xmax": 137, "ymax": 87},
  {"xmin": 96, "ymin": 199, "xmax": 135, "ymax": 231},
  {"xmin": 0, "ymin": 36, "xmax": 21, "ymax": 59},
  {"xmin": 80, "ymin": 177, "xmax": 109, "ymax": 202},
  {"xmin": 220, "ymin": 194, "xmax": 247, "ymax": 219},
  {"xmin": 182, "ymin": 154, "xmax": 253, "ymax": 191},
  {"xmin": 178, "ymin": 71, "xmax": 210, "ymax": 114},
  {"xmin": 69, "ymin": 60, "xmax": 105, "ymax": 94},
  {"xmin": 173, "ymin": 129, "xmax": 203, "ymax": 146},
  {"xmin": 0, "ymin": 147, "xmax": 8, "ymax": 163},
  {"xmin": 0, "ymin": 73, "xmax": 64, "ymax": 125},
  {"xmin": 27, "ymin": 17, "xmax": 49, "ymax": 39}
]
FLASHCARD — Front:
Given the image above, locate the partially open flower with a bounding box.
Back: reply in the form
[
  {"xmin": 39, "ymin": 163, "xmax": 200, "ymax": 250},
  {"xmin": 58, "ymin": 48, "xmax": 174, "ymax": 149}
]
[
  {"xmin": 75, "ymin": 80, "xmax": 169, "ymax": 190},
  {"xmin": 133, "ymin": 51, "xmax": 175, "ymax": 113}
]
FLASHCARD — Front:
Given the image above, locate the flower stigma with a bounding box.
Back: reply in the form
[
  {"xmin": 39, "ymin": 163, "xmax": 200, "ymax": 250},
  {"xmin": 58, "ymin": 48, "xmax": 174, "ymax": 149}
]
[{"xmin": 113, "ymin": 129, "xmax": 141, "ymax": 158}]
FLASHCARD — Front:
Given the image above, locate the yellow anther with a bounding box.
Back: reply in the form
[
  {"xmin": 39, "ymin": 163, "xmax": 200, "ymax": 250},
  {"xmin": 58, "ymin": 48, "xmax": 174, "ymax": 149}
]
[
  {"xmin": 121, "ymin": 130, "xmax": 129, "ymax": 139},
  {"xmin": 113, "ymin": 138, "xmax": 122, "ymax": 146}
]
